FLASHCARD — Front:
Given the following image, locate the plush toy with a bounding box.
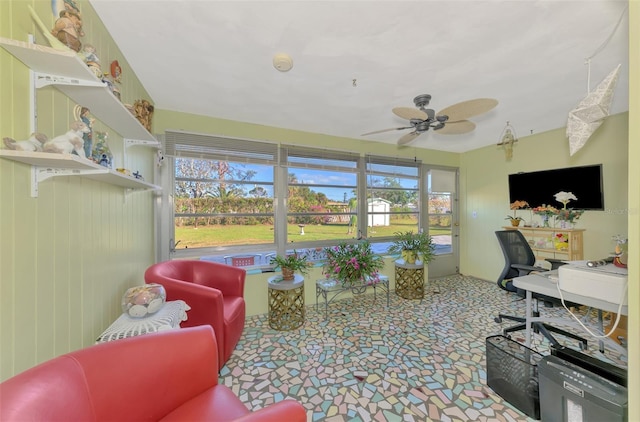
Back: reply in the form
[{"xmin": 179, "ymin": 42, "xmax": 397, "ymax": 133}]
[
  {"xmin": 3, "ymin": 133, "xmax": 48, "ymax": 151},
  {"xmin": 91, "ymin": 131, "xmax": 113, "ymax": 168},
  {"xmin": 43, "ymin": 121, "xmax": 89, "ymax": 157}
]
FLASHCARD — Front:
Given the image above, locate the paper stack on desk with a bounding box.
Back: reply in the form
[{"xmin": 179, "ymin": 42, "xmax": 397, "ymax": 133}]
[{"xmin": 558, "ymin": 263, "xmax": 628, "ymax": 305}]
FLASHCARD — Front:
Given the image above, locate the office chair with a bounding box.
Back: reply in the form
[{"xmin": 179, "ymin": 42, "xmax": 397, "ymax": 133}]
[{"xmin": 494, "ymin": 230, "xmax": 588, "ymax": 350}]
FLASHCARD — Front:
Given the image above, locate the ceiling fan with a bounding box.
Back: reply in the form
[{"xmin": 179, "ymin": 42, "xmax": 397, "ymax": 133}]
[{"xmin": 362, "ymin": 94, "xmax": 498, "ymax": 146}]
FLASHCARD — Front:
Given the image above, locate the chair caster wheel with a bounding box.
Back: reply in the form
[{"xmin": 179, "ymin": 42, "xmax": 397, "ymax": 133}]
[
  {"xmin": 494, "ymin": 317, "xmax": 502, "ymax": 323},
  {"xmin": 579, "ymin": 341, "xmax": 588, "ymax": 351}
]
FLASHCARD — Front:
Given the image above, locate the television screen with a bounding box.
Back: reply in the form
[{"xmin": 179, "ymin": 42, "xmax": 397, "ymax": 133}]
[{"xmin": 508, "ymin": 165, "xmax": 604, "ymax": 210}]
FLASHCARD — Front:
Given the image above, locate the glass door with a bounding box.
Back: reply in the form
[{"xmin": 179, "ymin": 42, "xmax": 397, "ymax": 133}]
[{"xmin": 425, "ymin": 167, "xmax": 459, "ymax": 277}]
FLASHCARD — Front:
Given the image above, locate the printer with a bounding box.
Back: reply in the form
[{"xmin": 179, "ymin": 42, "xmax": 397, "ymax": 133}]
[{"xmin": 558, "ymin": 263, "xmax": 628, "ymax": 306}]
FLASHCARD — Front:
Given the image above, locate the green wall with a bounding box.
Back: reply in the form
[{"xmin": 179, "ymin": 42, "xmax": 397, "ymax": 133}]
[
  {"xmin": 0, "ymin": 0, "xmax": 156, "ymax": 381},
  {"xmin": 154, "ymin": 109, "xmax": 460, "ymax": 166},
  {"xmin": 460, "ymin": 113, "xmax": 629, "ymax": 281}
]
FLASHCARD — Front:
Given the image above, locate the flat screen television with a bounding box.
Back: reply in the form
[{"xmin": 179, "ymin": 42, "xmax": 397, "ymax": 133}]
[{"xmin": 508, "ymin": 164, "xmax": 604, "ymax": 210}]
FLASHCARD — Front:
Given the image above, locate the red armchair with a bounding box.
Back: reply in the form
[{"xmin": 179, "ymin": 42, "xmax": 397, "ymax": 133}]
[
  {"xmin": 145, "ymin": 260, "xmax": 246, "ymax": 370},
  {"xmin": 0, "ymin": 326, "xmax": 306, "ymax": 422}
]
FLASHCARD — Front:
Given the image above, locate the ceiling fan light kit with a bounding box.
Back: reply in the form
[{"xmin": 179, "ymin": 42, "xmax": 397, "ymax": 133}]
[
  {"xmin": 364, "ymin": 94, "xmax": 498, "ymax": 145},
  {"xmin": 273, "ymin": 53, "xmax": 293, "ymax": 72}
]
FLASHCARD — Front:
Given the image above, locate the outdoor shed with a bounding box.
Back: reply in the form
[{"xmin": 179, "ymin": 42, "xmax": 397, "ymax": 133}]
[{"xmin": 367, "ymin": 198, "xmax": 391, "ymax": 227}]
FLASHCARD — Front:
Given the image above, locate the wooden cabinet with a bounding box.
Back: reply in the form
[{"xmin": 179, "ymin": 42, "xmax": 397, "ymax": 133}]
[
  {"xmin": 503, "ymin": 226, "xmax": 585, "ymax": 261},
  {"xmin": 0, "ymin": 37, "xmax": 161, "ymax": 196}
]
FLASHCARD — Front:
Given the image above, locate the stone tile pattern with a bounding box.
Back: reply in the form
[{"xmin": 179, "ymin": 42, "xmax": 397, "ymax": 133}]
[{"xmin": 220, "ymin": 275, "xmax": 623, "ymax": 422}]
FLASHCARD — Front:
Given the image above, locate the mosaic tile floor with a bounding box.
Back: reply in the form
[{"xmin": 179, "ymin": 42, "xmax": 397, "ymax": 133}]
[{"xmin": 220, "ymin": 275, "xmax": 626, "ymax": 422}]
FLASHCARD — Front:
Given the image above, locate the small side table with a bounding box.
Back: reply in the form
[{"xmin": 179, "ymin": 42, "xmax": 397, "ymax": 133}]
[
  {"xmin": 268, "ymin": 274, "xmax": 305, "ymax": 330},
  {"xmin": 395, "ymin": 259, "xmax": 425, "ymax": 299},
  {"xmin": 96, "ymin": 300, "xmax": 190, "ymax": 343}
]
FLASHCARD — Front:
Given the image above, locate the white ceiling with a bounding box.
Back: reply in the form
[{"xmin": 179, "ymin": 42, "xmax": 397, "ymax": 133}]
[{"xmin": 88, "ymin": 0, "xmax": 629, "ymax": 153}]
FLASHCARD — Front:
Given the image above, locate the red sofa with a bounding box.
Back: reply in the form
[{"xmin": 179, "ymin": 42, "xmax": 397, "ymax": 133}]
[
  {"xmin": 145, "ymin": 259, "xmax": 246, "ymax": 370},
  {"xmin": 0, "ymin": 326, "xmax": 306, "ymax": 422}
]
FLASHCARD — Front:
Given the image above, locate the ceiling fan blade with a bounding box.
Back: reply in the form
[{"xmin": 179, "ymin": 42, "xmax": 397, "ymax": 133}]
[
  {"xmin": 436, "ymin": 120, "xmax": 476, "ymax": 135},
  {"xmin": 392, "ymin": 107, "xmax": 428, "ymax": 121},
  {"xmin": 437, "ymin": 98, "xmax": 498, "ymax": 122},
  {"xmin": 397, "ymin": 131, "xmax": 421, "ymax": 146},
  {"xmin": 361, "ymin": 126, "xmax": 414, "ymax": 136}
]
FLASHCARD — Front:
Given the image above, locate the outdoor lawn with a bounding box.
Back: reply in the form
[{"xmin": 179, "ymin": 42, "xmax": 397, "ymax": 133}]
[{"xmin": 175, "ymin": 219, "xmax": 451, "ymax": 248}]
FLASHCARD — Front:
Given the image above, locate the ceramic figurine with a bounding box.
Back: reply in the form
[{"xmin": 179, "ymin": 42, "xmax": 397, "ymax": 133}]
[
  {"xmin": 42, "ymin": 121, "xmax": 89, "ymax": 157},
  {"xmin": 74, "ymin": 105, "xmax": 94, "ymax": 158},
  {"xmin": 51, "ymin": 8, "xmax": 84, "ymax": 52},
  {"xmin": 3, "ymin": 133, "xmax": 48, "ymax": 151},
  {"xmin": 133, "ymin": 99, "xmax": 154, "ymax": 132}
]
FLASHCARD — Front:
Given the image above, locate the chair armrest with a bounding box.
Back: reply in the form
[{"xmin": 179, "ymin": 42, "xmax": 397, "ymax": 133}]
[
  {"xmin": 145, "ymin": 278, "xmax": 226, "ymax": 362},
  {"xmin": 233, "ymin": 400, "xmax": 307, "ymax": 422},
  {"xmin": 545, "ymin": 258, "xmax": 568, "ymax": 270},
  {"xmin": 511, "ymin": 263, "xmax": 547, "ymax": 276},
  {"xmin": 194, "ymin": 262, "xmax": 246, "ymax": 298}
]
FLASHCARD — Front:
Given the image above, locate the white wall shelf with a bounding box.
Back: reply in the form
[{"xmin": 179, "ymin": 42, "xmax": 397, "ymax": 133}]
[
  {"xmin": 0, "ymin": 150, "xmax": 161, "ymax": 197},
  {"xmin": 0, "ymin": 36, "xmax": 162, "ymax": 197},
  {"xmin": 0, "ymin": 37, "xmax": 157, "ymax": 144}
]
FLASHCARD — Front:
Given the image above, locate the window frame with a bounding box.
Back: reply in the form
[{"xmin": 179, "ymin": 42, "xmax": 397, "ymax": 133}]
[{"xmin": 162, "ymin": 131, "xmax": 424, "ymax": 263}]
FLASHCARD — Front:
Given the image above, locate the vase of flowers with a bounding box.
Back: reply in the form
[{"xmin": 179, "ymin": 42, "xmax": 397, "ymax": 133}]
[
  {"xmin": 532, "ymin": 205, "xmax": 559, "ymax": 227},
  {"xmin": 323, "ymin": 241, "xmax": 385, "ymax": 287},
  {"xmin": 506, "ymin": 200, "xmax": 529, "ymax": 227},
  {"xmin": 554, "ymin": 191, "xmax": 584, "ymax": 228},
  {"xmin": 270, "ymin": 251, "xmax": 310, "ymax": 281}
]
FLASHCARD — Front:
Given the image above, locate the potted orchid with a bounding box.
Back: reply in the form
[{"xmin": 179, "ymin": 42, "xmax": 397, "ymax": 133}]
[
  {"xmin": 554, "ymin": 191, "xmax": 584, "ymax": 227},
  {"xmin": 505, "ymin": 200, "xmax": 529, "ymax": 227}
]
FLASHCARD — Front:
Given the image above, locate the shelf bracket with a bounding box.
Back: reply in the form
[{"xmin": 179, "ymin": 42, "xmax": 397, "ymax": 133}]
[
  {"xmin": 124, "ymin": 138, "xmax": 161, "ymax": 149},
  {"xmin": 34, "ymin": 72, "xmax": 106, "ymax": 89},
  {"xmin": 31, "ymin": 166, "xmax": 107, "ymax": 197}
]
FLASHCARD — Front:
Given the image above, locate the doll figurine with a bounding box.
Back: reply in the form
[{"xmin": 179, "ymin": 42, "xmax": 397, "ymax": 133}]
[{"xmin": 51, "ymin": 9, "xmax": 84, "ymax": 52}]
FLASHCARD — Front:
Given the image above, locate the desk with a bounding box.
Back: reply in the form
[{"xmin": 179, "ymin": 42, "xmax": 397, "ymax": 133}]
[
  {"xmin": 268, "ymin": 274, "xmax": 305, "ymax": 330},
  {"xmin": 512, "ymin": 272, "xmax": 628, "ymax": 355},
  {"xmin": 96, "ymin": 300, "xmax": 190, "ymax": 343},
  {"xmin": 316, "ymin": 275, "xmax": 389, "ymax": 320}
]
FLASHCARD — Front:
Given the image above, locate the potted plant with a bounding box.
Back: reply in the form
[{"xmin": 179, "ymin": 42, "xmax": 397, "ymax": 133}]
[
  {"xmin": 387, "ymin": 230, "xmax": 435, "ymax": 265},
  {"xmin": 506, "ymin": 200, "xmax": 529, "ymax": 227},
  {"xmin": 323, "ymin": 241, "xmax": 385, "ymax": 286},
  {"xmin": 270, "ymin": 251, "xmax": 310, "ymax": 281}
]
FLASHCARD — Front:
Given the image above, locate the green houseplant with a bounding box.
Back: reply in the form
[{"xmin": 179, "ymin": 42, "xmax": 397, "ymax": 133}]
[
  {"xmin": 270, "ymin": 251, "xmax": 310, "ymax": 280},
  {"xmin": 387, "ymin": 230, "xmax": 435, "ymax": 265}
]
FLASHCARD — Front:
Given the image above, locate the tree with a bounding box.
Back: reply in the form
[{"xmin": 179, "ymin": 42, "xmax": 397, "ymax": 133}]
[
  {"xmin": 369, "ymin": 177, "xmax": 416, "ymax": 206},
  {"xmin": 175, "ymin": 158, "xmax": 256, "ymax": 199}
]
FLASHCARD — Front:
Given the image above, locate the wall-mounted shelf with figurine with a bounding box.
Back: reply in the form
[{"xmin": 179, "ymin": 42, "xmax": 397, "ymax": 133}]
[
  {"xmin": 0, "ymin": 36, "xmax": 162, "ymax": 197},
  {"xmin": 0, "ymin": 36, "xmax": 158, "ymax": 145},
  {"xmin": 0, "ymin": 150, "xmax": 161, "ymax": 197}
]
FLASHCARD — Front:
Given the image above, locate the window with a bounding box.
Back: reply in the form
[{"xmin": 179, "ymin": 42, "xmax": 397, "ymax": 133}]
[
  {"xmin": 365, "ymin": 156, "xmax": 421, "ymax": 239},
  {"xmin": 283, "ymin": 146, "xmax": 360, "ymax": 245},
  {"xmin": 166, "ymin": 131, "xmax": 277, "ymax": 252},
  {"xmin": 427, "ymin": 168, "xmax": 455, "ymax": 255},
  {"xmin": 164, "ymin": 131, "xmax": 423, "ymax": 260}
]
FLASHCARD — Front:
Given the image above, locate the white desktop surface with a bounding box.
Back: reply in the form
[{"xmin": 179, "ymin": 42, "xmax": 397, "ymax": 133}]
[
  {"xmin": 513, "ymin": 271, "xmax": 628, "ymax": 316},
  {"xmin": 512, "ymin": 272, "xmax": 628, "ymax": 356}
]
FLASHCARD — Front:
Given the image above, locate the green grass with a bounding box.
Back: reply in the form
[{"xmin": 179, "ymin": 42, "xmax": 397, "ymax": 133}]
[{"xmin": 175, "ymin": 220, "xmax": 450, "ymax": 248}]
